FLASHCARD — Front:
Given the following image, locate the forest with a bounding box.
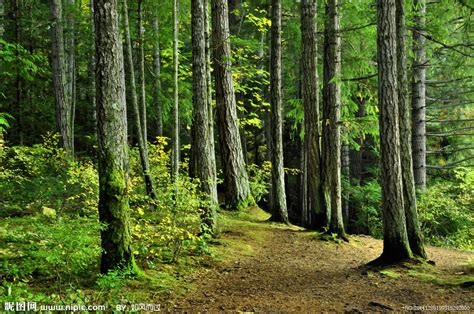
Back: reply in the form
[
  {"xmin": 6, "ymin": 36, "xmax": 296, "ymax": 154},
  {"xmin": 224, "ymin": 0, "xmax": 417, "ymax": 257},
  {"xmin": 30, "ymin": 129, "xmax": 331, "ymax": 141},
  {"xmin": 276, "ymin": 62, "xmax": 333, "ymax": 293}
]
[{"xmin": 0, "ymin": 0, "xmax": 473, "ymax": 311}]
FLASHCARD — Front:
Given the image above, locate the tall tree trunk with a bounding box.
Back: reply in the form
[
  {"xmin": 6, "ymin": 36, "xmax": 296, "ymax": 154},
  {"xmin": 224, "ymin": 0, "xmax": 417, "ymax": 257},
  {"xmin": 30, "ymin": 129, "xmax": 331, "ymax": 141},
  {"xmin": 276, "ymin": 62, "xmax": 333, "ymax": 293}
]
[
  {"xmin": 152, "ymin": 15, "xmax": 163, "ymax": 137},
  {"xmin": 396, "ymin": 0, "xmax": 426, "ymax": 259},
  {"xmin": 374, "ymin": 0, "xmax": 412, "ymax": 263},
  {"xmin": 269, "ymin": 0, "xmax": 288, "ymax": 223},
  {"xmin": 205, "ymin": 0, "xmax": 217, "ymax": 198},
  {"xmin": 211, "ymin": 0, "xmax": 253, "ymax": 210},
  {"xmin": 301, "ymin": 0, "xmax": 326, "ymax": 229},
  {"xmin": 412, "ymin": 0, "xmax": 427, "ymax": 190},
  {"xmin": 94, "ymin": 0, "xmax": 135, "ymax": 273},
  {"xmin": 341, "ymin": 141, "xmax": 350, "ymax": 226},
  {"xmin": 171, "ymin": 0, "xmax": 180, "ymax": 179},
  {"xmin": 66, "ymin": 0, "xmax": 76, "ymax": 157},
  {"xmin": 90, "ymin": 0, "xmax": 97, "ymax": 140},
  {"xmin": 322, "ymin": 0, "xmax": 346, "ymax": 239},
  {"xmin": 48, "ymin": 0, "xmax": 73, "ymax": 156},
  {"xmin": 122, "ymin": 0, "xmax": 156, "ymax": 198},
  {"xmin": 191, "ymin": 0, "xmax": 218, "ymax": 232},
  {"xmin": 137, "ymin": 0, "xmax": 147, "ymax": 142}
]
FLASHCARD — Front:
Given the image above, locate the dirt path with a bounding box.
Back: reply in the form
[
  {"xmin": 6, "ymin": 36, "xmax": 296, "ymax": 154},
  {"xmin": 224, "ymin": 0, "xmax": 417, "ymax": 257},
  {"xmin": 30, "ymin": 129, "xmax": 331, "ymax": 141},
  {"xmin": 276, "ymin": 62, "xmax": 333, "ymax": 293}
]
[{"xmin": 170, "ymin": 220, "xmax": 473, "ymax": 312}]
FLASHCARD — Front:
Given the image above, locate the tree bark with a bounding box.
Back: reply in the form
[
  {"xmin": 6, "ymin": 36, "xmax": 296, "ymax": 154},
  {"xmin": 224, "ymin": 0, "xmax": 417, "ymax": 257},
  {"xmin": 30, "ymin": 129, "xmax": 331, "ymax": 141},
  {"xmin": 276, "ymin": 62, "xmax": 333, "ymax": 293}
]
[
  {"xmin": 90, "ymin": 0, "xmax": 97, "ymax": 140},
  {"xmin": 172, "ymin": 0, "xmax": 180, "ymax": 180},
  {"xmin": 375, "ymin": 0, "xmax": 412, "ymax": 263},
  {"xmin": 137, "ymin": 0, "xmax": 147, "ymax": 142},
  {"xmin": 269, "ymin": 0, "xmax": 288, "ymax": 223},
  {"xmin": 152, "ymin": 15, "xmax": 163, "ymax": 137},
  {"xmin": 412, "ymin": 0, "xmax": 427, "ymax": 190},
  {"xmin": 94, "ymin": 0, "xmax": 135, "ymax": 273},
  {"xmin": 66, "ymin": 0, "xmax": 76, "ymax": 157},
  {"xmin": 211, "ymin": 0, "xmax": 253, "ymax": 210},
  {"xmin": 396, "ymin": 0, "xmax": 426, "ymax": 259},
  {"xmin": 301, "ymin": 0, "xmax": 326, "ymax": 229},
  {"xmin": 192, "ymin": 0, "xmax": 219, "ymax": 233},
  {"xmin": 322, "ymin": 0, "xmax": 346, "ymax": 239},
  {"xmin": 48, "ymin": 0, "xmax": 73, "ymax": 156},
  {"xmin": 122, "ymin": 0, "xmax": 156, "ymax": 198},
  {"xmin": 205, "ymin": 0, "xmax": 217, "ymax": 197}
]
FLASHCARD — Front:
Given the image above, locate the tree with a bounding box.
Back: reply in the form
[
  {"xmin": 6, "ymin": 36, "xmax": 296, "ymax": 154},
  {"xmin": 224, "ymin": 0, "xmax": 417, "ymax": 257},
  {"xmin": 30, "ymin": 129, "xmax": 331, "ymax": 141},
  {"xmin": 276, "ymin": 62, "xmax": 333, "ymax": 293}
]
[
  {"xmin": 300, "ymin": 0, "xmax": 326, "ymax": 229},
  {"xmin": 374, "ymin": 0, "xmax": 412, "ymax": 263},
  {"xmin": 171, "ymin": 0, "xmax": 180, "ymax": 180},
  {"xmin": 396, "ymin": 0, "xmax": 427, "ymax": 259},
  {"xmin": 322, "ymin": 0, "xmax": 346, "ymax": 239},
  {"xmin": 48, "ymin": 0, "xmax": 73, "ymax": 156},
  {"xmin": 211, "ymin": 0, "xmax": 253, "ymax": 210},
  {"xmin": 191, "ymin": 0, "xmax": 218, "ymax": 232},
  {"xmin": 137, "ymin": 0, "xmax": 147, "ymax": 142},
  {"xmin": 152, "ymin": 14, "xmax": 163, "ymax": 137},
  {"xmin": 94, "ymin": 0, "xmax": 135, "ymax": 273},
  {"xmin": 412, "ymin": 0, "xmax": 427, "ymax": 190},
  {"xmin": 269, "ymin": 0, "xmax": 288, "ymax": 224},
  {"xmin": 121, "ymin": 0, "xmax": 156, "ymax": 198}
]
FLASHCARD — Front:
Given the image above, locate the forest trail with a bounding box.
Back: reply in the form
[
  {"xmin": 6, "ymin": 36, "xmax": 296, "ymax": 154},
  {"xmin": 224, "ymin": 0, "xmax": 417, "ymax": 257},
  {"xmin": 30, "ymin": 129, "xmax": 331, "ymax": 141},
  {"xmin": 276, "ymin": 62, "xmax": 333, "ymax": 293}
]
[{"xmin": 167, "ymin": 209, "xmax": 473, "ymax": 312}]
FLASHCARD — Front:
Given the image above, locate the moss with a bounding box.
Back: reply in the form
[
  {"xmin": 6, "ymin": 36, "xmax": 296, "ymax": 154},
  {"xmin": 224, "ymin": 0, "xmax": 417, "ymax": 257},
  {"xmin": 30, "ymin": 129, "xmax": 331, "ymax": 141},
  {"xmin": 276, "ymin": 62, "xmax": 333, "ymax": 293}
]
[
  {"xmin": 236, "ymin": 195, "xmax": 256, "ymax": 211},
  {"xmin": 380, "ymin": 269, "xmax": 402, "ymax": 279}
]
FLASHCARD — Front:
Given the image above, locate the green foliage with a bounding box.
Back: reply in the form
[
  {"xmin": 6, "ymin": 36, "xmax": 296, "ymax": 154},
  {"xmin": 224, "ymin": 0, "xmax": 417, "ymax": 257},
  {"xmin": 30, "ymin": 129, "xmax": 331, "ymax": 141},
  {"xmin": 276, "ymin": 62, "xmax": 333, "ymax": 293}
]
[
  {"xmin": 127, "ymin": 137, "xmax": 210, "ymax": 265},
  {"xmin": 348, "ymin": 179, "xmax": 383, "ymax": 238},
  {"xmin": 247, "ymin": 161, "xmax": 272, "ymax": 204},
  {"xmin": 418, "ymin": 168, "xmax": 474, "ymax": 250},
  {"xmin": 0, "ymin": 133, "xmax": 99, "ymax": 217}
]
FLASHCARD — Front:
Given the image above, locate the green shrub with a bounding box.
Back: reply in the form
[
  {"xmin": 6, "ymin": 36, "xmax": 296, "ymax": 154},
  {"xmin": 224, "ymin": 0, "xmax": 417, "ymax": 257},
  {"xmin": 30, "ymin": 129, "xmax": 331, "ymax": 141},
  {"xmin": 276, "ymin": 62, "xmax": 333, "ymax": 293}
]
[
  {"xmin": 418, "ymin": 167, "xmax": 473, "ymax": 250},
  {"xmin": 247, "ymin": 161, "xmax": 271, "ymax": 204}
]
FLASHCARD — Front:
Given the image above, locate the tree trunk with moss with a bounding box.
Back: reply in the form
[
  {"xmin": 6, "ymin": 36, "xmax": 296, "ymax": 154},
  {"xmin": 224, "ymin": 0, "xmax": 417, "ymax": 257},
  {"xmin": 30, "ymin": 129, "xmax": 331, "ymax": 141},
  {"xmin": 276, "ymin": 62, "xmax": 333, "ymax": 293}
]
[
  {"xmin": 192, "ymin": 0, "xmax": 218, "ymax": 232},
  {"xmin": 121, "ymin": 0, "xmax": 156, "ymax": 199},
  {"xmin": 94, "ymin": 0, "xmax": 135, "ymax": 273},
  {"xmin": 211, "ymin": 0, "xmax": 252, "ymax": 210},
  {"xmin": 375, "ymin": 0, "xmax": 412, "ymax": 263},
  {"xmin": 396, "ymin": 0, "xmax": 426, "ymax": 259},
  {"xmin": 301, "ymin": 0, "xmax": 326, "ymax": 229},
  {"xmin": 322, "ymin": 0, "xmax": 346, "ymax": 239}
]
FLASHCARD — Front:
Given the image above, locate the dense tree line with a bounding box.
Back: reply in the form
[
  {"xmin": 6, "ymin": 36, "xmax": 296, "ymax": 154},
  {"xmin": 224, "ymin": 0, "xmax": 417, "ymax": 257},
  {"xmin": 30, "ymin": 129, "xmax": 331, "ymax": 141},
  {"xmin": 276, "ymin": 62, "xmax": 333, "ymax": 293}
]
[{"xmin": 0, "ymin": 0, "xmax": 472, "ymax": 272}]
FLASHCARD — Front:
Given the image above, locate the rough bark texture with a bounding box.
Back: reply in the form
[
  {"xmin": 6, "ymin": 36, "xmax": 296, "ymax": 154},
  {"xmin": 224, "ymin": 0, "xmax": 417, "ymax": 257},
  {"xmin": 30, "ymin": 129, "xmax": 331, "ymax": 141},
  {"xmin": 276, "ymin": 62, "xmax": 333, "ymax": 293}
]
[
  {"xmin": 322, "ymin": 0, "xmax": 346, "ymax": 239},
  {"xmin": 137, "ymin": 0, "xmax": 147, "ymax": 142},
  {"xmin": 376, "ymin": 0, "xmax": 412, "ymax": 263},
  {"xmin": 191, "ymin": 0, "xmax": 218, "ymax": 232},
  {"xmin": 396, "ymin": 0, "xmax": 426, "ymax": 259},
  {"xmin": 172, "ymin": 0, "xmax": 180, "ymax": 180},
  {"xmin": 94, "ymin": 0, "xmax": 135, "ymax": 273},
  {"xmin": 211, "ymin": 0, "xmax": 252, "ymax": 210},
  {"xmin": 122, "ymin": 0, "xmax": 156, "ymax": 198},
  {"xmin": 269, "ymin": 0, "xmax": 288, "ymax": 224},
  {"xmin": 412, "ymin": 0, "xmax": 427, "ymax": 190},
  {"xmin": 205, "ymin": 0, "xmax": 217, "ymax": 196},
  {"xmin": 152, "ymin": 16, "xmax": 163, "ymax": 137},
  {"xmin": 301, "ymin": 0, "xmax": 326, "ymax": 229},
  {"xmin": 48, "ymin": 0, "xmax": 73, "ymax": 156}
]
